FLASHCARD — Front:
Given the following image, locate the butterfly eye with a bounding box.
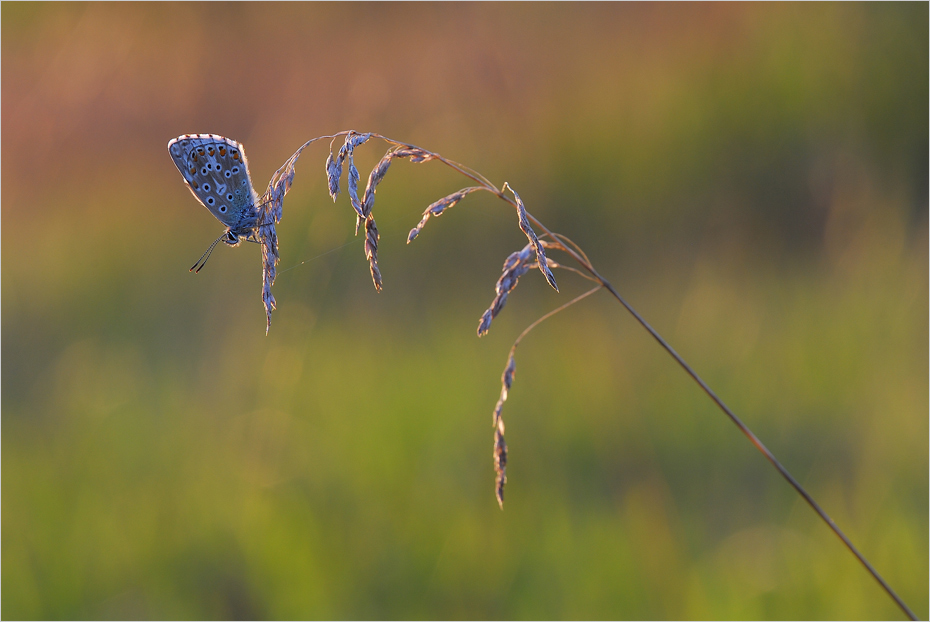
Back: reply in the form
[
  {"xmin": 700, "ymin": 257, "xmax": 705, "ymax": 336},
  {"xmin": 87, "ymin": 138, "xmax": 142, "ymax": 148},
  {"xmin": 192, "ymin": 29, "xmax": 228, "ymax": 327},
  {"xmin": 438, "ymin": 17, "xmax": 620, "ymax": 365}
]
[
  {"xmin": 219, "ymin": 205, "xmax": 227, "ymax": 213},
  {"xmin": 241, "ymin": 179, "xmax": 247, "ymax": 186},
  {"xmin": 226, "ymin": 193, "xmax": 233, "ymax": 201},
  {"xmin": 225, "ymin": 170, "xmax": 231, "ymax": 178},
  {"xmin": 202, "ymin": 183, "xmax": 210, "ymax": 192},
  {"xmin": 207, "ymin": 197, "xmax": 215, "ymax": 205},
  {"xmin": 232, "ymin": 166, "xmax": 239, "ymax": 173},
  {"xmin": 215, "ymin": 165, "xmax": 222, "ymax": 173},
  {"xmin": 201, "ymin": 167, "xmax": 208, "ymax": 175}
]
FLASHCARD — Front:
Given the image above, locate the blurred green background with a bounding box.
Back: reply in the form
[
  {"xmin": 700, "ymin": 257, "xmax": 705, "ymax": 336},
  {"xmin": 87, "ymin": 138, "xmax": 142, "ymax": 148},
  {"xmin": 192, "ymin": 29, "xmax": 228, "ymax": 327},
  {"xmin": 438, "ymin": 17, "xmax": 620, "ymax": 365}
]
[{"xmin": 3, "ymin": 3, "xmax": 927, "ymax": 619}]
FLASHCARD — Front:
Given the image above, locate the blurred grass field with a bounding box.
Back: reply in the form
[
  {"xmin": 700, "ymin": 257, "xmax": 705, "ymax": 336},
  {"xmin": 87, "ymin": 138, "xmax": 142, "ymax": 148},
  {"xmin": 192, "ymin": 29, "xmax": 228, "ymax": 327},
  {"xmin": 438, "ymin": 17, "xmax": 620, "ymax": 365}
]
[{"xmin": 2, "ymin": 3, "xmax": 927, "ymax": 619}]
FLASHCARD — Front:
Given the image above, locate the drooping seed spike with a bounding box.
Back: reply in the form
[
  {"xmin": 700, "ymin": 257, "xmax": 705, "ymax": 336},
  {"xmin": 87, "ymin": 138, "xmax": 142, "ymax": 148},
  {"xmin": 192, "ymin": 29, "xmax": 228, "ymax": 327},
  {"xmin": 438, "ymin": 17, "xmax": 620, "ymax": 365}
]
[
  {"xmin": 347, "ymin": 153, "xmax": 363, "ymax": 220},
  {"xmin": 490, "ymin": 350, "xmax": 516, "ymax": 508},
  {"xmin": 364, "ymin": 214, "xmax": 382, "ymax": 291},
  {"xmin": 407, "ymin": 187, "xmax": 481, "ymax": 244},
  {"xmin": 477, "ymin": 244, "xmax": 536, "ymax": 337},
  {"xmin": 252, "ymin": 136, "xmax": 324, "ymax": 333},
  {"xmin": 390, "ymin": 146, "xmax": 435, "ymax": 163},
  {"xmin": 504, "ymin": 183, "xmax": 559, "ymax": 292},
  {"xmin": 361, "ymin": 151, "xmax": 394, "ymax": 219},
  {"xmin": 326, "ymin": 151, "xmax": 343, "ymax": 202},
  {"xmin": 501, "ymin": 353, "xmax": 516, "ymax": 395},
  {"xmin": 260, "ymin": 224, "xmax": 279, "ymax": 335},
  {"xmin": 494, "ymin": 424, "xmax": 507, "ymax": 509}
]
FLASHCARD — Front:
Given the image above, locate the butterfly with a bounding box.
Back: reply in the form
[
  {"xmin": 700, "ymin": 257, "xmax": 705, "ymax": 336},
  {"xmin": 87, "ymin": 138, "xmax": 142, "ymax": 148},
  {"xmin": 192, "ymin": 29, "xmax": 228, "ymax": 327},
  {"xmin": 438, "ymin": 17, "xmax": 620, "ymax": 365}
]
[
  {"xmin": 168, "ymin": 134, "xmax": 264, "ymax": 270},
  {"xmin": 169, "ymin": 132, "xmax": 314, "ymax": 333}
]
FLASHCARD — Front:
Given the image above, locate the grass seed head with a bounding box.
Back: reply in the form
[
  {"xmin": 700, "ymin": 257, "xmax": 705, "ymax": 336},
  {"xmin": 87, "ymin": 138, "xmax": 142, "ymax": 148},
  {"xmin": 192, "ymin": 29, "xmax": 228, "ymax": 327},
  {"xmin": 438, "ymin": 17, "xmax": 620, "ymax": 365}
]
[
  {"xmin": 407, "ymin": 187, "xmax": 481, "ymax": 243},
  {"xmin": 494, "ymin": 424, "xmax": 507, "ymax": 508},
  {"xmin": 347, "ymin": 154, "xmax": 363, "ymax": 220},
  {"xmin": 364, "ymin": 214, "xmax": 382, "ymax": 291},
  {"xmin": 362, "ymin": 151, "xmax": 394, "ymax": 219},
  {"xmin": 477, "ymin": 245, "xmax": 536, "ymax": 337},
  {"xmin": 347, "ymin": 131, "xmax": 371, "ymax": 149},
  {"xmin": 390, "ymin": 146, "xmax": 435, "ymax": 163},
  {"xmin": 504, "ymin": 183, "xmax": 558, "ymax": 292},
  {"xmin": 325, "ymin": 151, "xmax": 343, "ymax": 202},
  {"xmin": 259, "ymin": 224, "xmax": 279, "ymax": 335}
]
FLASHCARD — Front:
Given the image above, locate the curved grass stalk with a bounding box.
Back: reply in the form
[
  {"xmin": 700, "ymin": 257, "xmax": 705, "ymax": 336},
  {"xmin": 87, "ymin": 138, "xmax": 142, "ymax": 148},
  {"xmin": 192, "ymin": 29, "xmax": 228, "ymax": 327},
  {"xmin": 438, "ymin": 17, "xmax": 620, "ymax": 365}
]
[
  {"xmin": 247, "ymin": 130, "xmax": 918, "ymax": 620},
  {"xmin": 490, "ymin": 284, "xmax": 603, "ymax": 508}
]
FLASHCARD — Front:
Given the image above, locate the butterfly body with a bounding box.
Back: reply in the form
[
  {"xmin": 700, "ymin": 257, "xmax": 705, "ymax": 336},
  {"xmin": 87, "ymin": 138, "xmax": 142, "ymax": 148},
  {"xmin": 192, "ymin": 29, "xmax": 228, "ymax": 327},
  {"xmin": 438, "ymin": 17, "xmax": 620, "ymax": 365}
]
[{"xmin": 168, "ymin": 134, "xmax": 261, "ymax": 245}]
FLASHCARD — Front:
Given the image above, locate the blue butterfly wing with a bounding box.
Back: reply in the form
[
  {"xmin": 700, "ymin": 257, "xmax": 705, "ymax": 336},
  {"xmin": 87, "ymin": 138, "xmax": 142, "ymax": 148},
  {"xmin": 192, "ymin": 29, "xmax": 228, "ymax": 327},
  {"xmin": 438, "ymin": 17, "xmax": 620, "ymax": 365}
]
[{"xmin": 168, "ymin": 134, "xmax": 259, "ymax": 229}]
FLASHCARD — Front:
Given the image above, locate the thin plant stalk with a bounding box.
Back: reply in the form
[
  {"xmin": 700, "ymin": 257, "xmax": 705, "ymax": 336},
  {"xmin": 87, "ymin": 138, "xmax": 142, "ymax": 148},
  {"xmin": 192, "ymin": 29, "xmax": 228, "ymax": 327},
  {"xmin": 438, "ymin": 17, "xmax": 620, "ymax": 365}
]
[
  {"xmin": 226, "ymin": 130, "xmax": 916, "ymax": 620},
  {"xmin": 510, "ymin": 285, "xmax": 603, "ymax": 353},
  {"xmin": 353, "ymin": 132, "xmax": 916, "ymax": 620}
]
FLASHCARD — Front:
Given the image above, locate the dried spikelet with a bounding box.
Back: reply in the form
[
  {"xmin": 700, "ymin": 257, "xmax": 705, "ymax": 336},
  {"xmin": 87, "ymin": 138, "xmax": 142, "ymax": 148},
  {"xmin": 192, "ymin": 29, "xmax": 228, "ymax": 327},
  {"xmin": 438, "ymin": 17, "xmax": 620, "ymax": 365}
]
[
  {"xmin": 346, "ymin": 131, "xmax": 371, "ymax": 150},
  {"xmin": 390, "ymin": 146, "xmax": 435, "ymax": 163},
  {"xmin": 477, "ymin": 244, "xmax": 536, "ymax": 337},
  {"xmin": 361, "ymin": 150, "xmax": 394, "ymax": 219},
  {"xmin": 503, "ymin": 183, "xmax": 558, "ymax": 292},
  {"xmin": 494, "ymin": 424, "xmax": 507, "ymax": 508},
  {"xmin": 493, "ymin": 353, "xmax": 516, "ymax": 426},
  {"xmin": 267, "ymin": 170, "xmax": 290, "ymax": 221},
  {"xmin": 407, "ymin": 186, "xmax": 482, "ymax": 243},
  {"xmin": 253, "ymin": 136, "xmax": 323, "ymax": 333},
  {"xmin": 364, "ymin": 214, "xmax": 382, "ymax": 291},
  {"xmin": 492, "ymin": 352, "xmax": 515, "ymax": 508},
  {"xmin": 256, "ymin": 199, "xmax": 280, "ymax": 335},
  {"xmin": 347, "ymin": 151, "xmax": 362, "ymax": 221},
  {"xmin": 325, "ymin": 130, "xmax": 369, "ymax": 203},
  {"xmin": 325, "ymin": 151, "xmax": 343, "ymax": 201},
  {"xmin": 260, "ymin": 226, "xmax": 278, "ymax": 335},
  {"xmin": 329, "ymin": 132, "xmax": 372, "ymax": 230},
  {"xmin": 329, "ymin": 138, "xmax": 421, "ymax": 286}
]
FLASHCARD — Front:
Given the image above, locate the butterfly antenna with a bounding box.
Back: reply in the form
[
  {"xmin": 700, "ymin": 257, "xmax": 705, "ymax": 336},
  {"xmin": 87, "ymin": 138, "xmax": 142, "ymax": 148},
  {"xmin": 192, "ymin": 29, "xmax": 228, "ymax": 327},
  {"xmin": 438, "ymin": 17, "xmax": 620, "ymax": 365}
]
[{"xmin": 190, "ymin": 232, "xmax": 226, "ymax": 273}]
